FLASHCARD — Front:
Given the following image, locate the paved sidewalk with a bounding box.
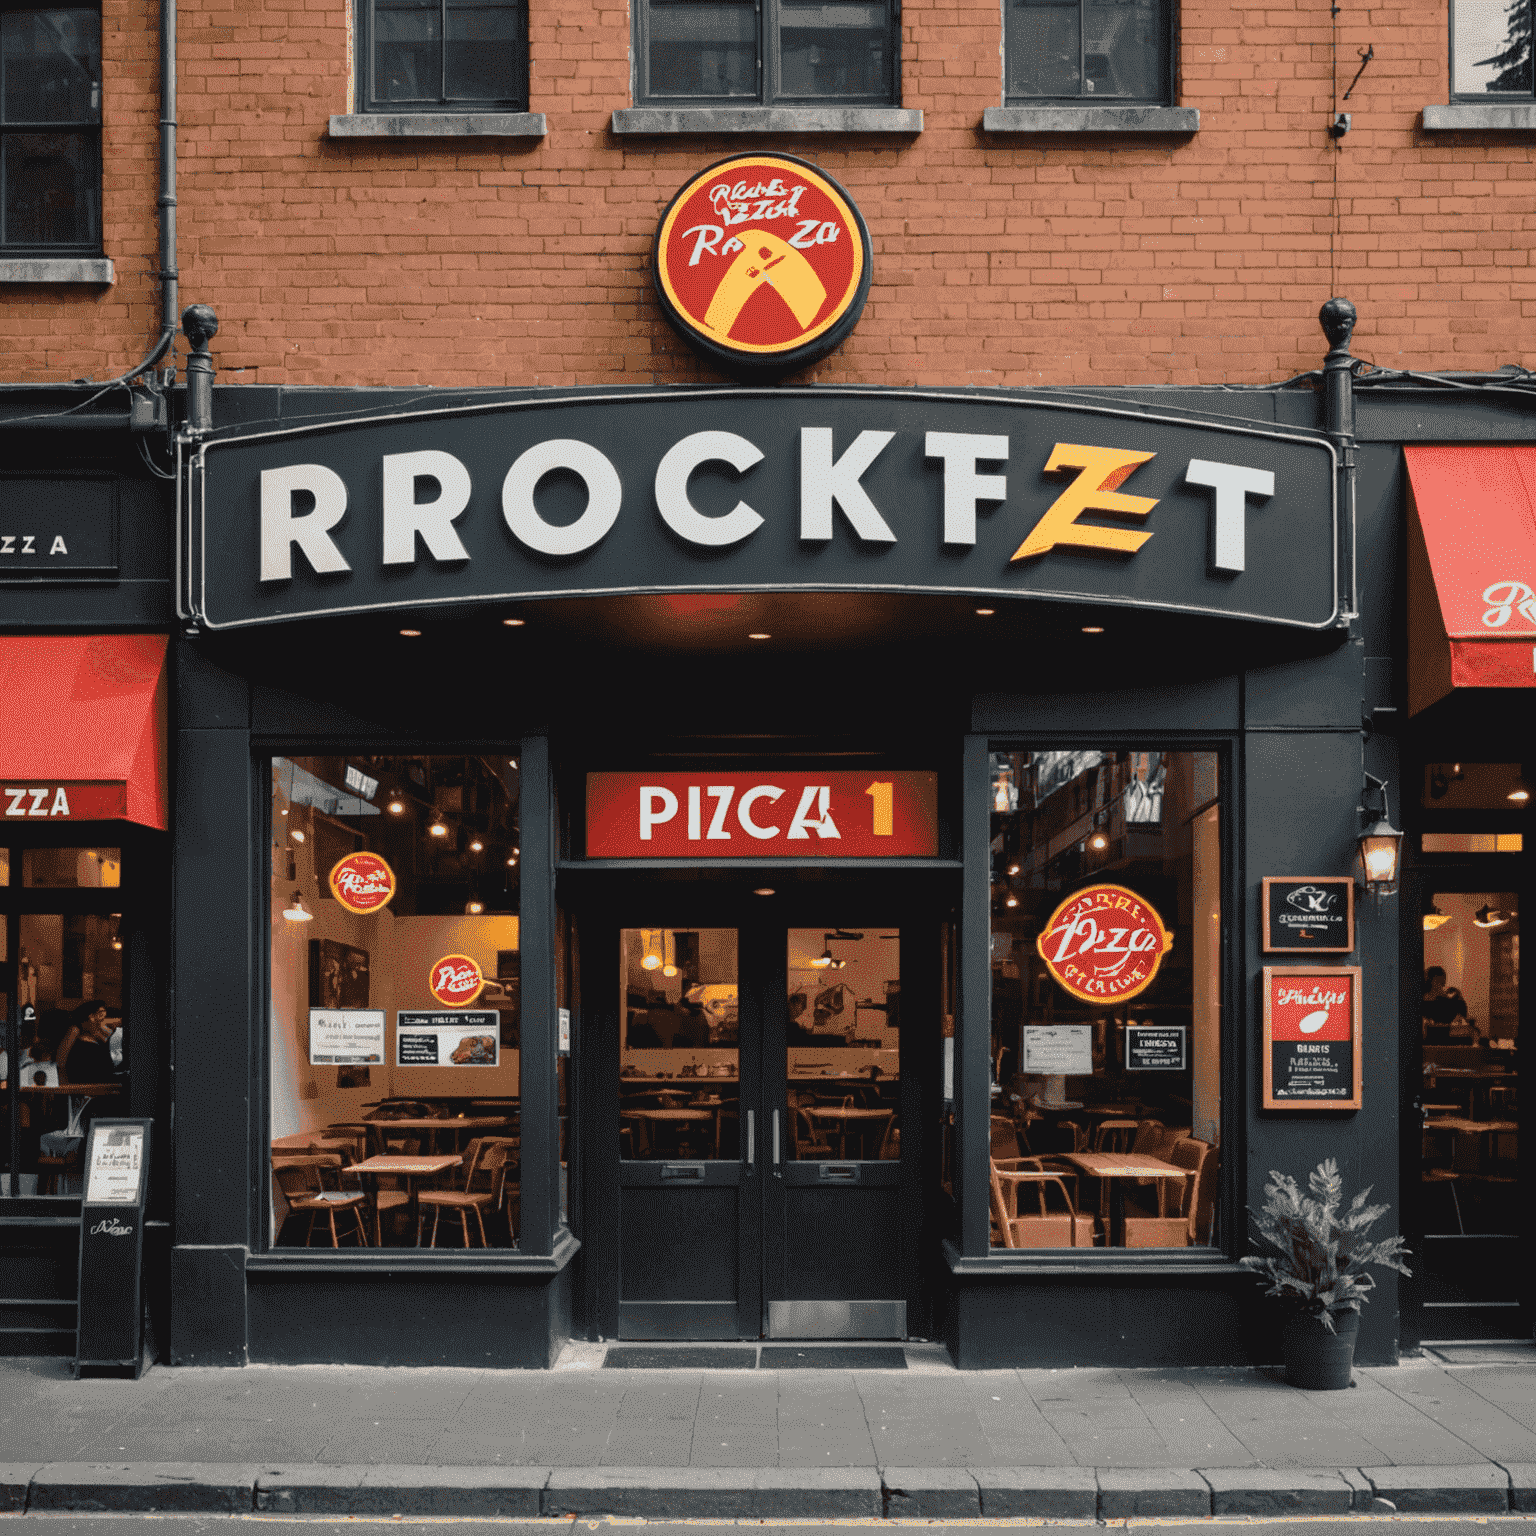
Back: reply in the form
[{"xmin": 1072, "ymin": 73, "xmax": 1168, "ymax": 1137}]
[{"xmin": 6, "ymin": 1341, "xmax": 1536, "ymax": 1518}]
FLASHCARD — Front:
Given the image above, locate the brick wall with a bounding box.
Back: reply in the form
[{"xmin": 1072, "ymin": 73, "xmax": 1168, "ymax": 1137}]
[{"xmin": 4, "ymin": 0, "xmax": 1531, "ymax": 388}]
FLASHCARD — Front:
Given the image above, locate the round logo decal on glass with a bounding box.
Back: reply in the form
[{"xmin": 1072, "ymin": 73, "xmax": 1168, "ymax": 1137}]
[
  {"xmin": 1036, "ymin": 883, "xmax": 1172, "ymax": 1003},
  {"xmin": 328, "ymin": 852, "xmax": 396, "ymax": 914},
  {"xmin": 428, "ymin": 953, "xmax": 485, "ymax": 1008},
  {"xmin": 654, "ymin": 153, "xmax": 872, "ymax": 378}
]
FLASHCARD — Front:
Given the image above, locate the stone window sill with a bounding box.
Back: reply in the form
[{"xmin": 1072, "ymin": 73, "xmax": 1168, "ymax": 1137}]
[
  {"xmin": 983, "ymin": 105, "xmax": 1198, "ymax": 134},
  {"xmin": 1422, "ymin": 103, "xmax": 1536, "ymax": 131},
  {"xmin": 328, "ymin": 112, "xmax": 547, "ymax": 138},
  {"xmin": 0, "ymin": 257, "xmax": 113, "ymax": 284},
  {"xmin": 611, "ymin": 106, "xmax": 922, "ymax": 135}
]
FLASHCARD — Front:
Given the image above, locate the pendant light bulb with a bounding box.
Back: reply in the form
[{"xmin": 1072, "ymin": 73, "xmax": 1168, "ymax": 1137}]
[
  {"xmin": 429, "ymin": 817, "xmax": 449, "ymax": 838},
  {"xmin": 283, "ymin": 891, "xmax": 314, "ymax": 922},
  {"xmin": 1423, "ymin": 905, "xmax": 1452, "ymax": 932}
]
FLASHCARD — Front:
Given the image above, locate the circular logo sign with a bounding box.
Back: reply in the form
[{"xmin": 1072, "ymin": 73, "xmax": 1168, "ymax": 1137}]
[
  {"xmin": 1036, "ymin": 883, "xmax": 1172, "ymax": 1004},
  {"xmin": 428, "ymin": 953, "xmax": 485, "ymax": 1008},
  {"xmin": 328, "ymin": 852, "xmax": 396, "ymax": 914},
  {"xmin": 654, "ymin": 153, "xmax": 872, "ymax": 378}
]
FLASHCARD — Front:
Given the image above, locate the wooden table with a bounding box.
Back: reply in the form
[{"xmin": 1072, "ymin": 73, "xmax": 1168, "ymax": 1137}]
[
  {"xmin": 621, "ymin": 1107, "xmax": 719, "ymax": 1158},
  {"xmin": 1425, "ymin": 1116, "xmax": 1518, "ymax": 1169},
  {"xmin": 806, "ymin": 1106, "xmax": 895, "ymax": 1159},
  {"xmin": 1059, "ymin": 1152, "xmax": 1191, "ymax": 1221},
  {"xmin": 347, "ymin": 1153, "xmax": 461, "ymax": 1244},
  {"xmin": 18, "ymin": 1083, "xmax": 122, "ymax": 1098},
  {"xmin": 365, "ymin": 1116, "xmax": 509, "ymax": 1155}
]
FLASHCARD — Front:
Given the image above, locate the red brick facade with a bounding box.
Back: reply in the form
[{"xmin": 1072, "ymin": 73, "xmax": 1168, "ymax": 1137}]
[{"xmin": 3, "ymin": 0, "xmax": 1530, "ymax": 388}]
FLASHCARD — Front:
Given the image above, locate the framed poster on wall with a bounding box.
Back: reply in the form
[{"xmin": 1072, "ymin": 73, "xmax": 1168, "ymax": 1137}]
[
  {"xmin": 1262, "ymin": 966, "xmax": 1362, "ymax": 1110},
  {"xmin": 1261, "ymin": 877, "xmax": 1355, "ymax": 953}
]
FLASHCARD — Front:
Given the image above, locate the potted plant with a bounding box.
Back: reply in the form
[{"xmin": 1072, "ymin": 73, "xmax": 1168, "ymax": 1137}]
[{"xmin": 1240, "ymin": 1158, "xmax": 1411, "ymax": 1390}]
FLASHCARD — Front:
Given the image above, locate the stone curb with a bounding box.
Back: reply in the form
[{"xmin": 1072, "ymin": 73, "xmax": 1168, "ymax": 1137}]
[
  {"xmin": 28, "ymin": 1463, "xmax": 260, "ymax": 1513},
  {"xmin": 544, "ymin": 1466, "xmax": 883, "ymax": 1519},
  {"xmin": 9, "ymin": 1461, "xmax": 1528, "ymax": 1518},
  {"xmin": 1200, "ymin": 1467, "xmax": 1357, "ymax": 1515},
  {"xmin": 1362, "ymin": 1463, "xmax": 1511, "ymax": 1514}
]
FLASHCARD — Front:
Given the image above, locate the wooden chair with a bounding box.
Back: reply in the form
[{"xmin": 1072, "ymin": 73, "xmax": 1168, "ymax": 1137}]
[
  {"xmin": 273, "ymin": 1154, "xmax": 370, "ymax": 1247},
  {"xmin": 991, "ymin": 1157, "xmax": 1096, "ymax": 1248},
  {"xmin": 991, "ymin": 1114, "xmax": 1023, "ymax": 1159},
  {"xmin": 1092, "ymin": 1118, "xmax": 1139, "ymax": 1154},
  {"xmin": 794, "ymin": 1108, "xmax": 833, "ymax": 1159},
  {"xmin": 417, "ymin": 1141, "xmax": 513, "ymax": 1247},
  {"xmin": 1122, "ymin": 1137, "xmax": 1215, "ymax": 1247}
]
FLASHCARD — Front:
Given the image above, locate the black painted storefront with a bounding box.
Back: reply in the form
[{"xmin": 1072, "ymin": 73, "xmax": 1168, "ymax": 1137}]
[{"xmin": 10, "ymin": 328, "xmax": 1534, "ymax": 1369}]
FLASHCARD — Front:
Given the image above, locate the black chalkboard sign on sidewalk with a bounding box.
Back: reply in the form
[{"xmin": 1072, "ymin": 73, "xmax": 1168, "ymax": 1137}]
[{"xmin": 75, "ymin": 1118, "xmax": 151, "ymax": 1378}]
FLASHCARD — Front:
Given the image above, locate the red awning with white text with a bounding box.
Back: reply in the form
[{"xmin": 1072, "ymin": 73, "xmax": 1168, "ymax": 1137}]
[
  {"xmin": 1404, "ymin": 445, "xmax": 1536, "ymax": 714},
  {"xmin": 0, "ymin": 635, "xmax": 169, "ymax": 829}
]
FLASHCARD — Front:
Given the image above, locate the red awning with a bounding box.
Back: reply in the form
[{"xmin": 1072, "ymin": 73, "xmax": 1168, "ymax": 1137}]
[
  {"xmin": 1404, "ymin": 445, "xmax": 1536, "ymax": 714},
  {"xmin": 0, "ymin": 635, "xmax": 169, "ymax": 829}
]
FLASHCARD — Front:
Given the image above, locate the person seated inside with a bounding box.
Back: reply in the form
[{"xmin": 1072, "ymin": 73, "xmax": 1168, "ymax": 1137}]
[
  {"xmin": 1423, "ymin": 966, "xmax": 1469, "ymax": 1044},
  {"xmin": 56, "ymin": 1001, "xmax": 120, "ymax": 1085}
]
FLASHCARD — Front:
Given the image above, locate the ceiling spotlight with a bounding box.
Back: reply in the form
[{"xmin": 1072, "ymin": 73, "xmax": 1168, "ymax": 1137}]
[
  {"xmin": 506, "ymin": 856, "xmax": 518, "ymax": 867},
  {"xmin": 290, "ymin": 828, "xmax": 306, "ymax": 843},
  {"xmin": 469, "ymin": 838, "xmax": 484, "ymax": 852},
  {"xmin": 428, "ymin": 818, "xmax": 449, "ymax": 838},
  {"xmin": 465, "ymin": 900, "xmax": 485, "ymax": 915},
  {"xmin": 111, "ymin": 937, "xmax": 123, "ymax": 951},
  {"xmin": 387, "ymin": 798, "xmax": 405, "ymax": 815},
  {"xmin": 1008, "ymin": 863, "xmax": 1020, "ymax": 876},
  {"xmin": 503, "ymin": 618, "xmax": 526, "ymax": 627},
  {"xmin": 1510, "ymin": 790, "xmax": 1530, "ymax": 803},
  {"xmin": 1089, "ymin": 832, "xmax": 1107, "ymax": 851},
  {"xmin": 754, "ymin": 887, "xmax": 775, "ymax": 896},
  {"xmin": 976, "ymin": 607, "xmax": 995, "ymax": 616},
  {"xmin": 1082, "ymin": 625, "xmax": 1104, "ymax": 634},
  {"xmin": 399, "ymin": 628, "xmax": 421, "ymax": 637},
  {"xmin": 748, "ymin": 632, "xmax": 771, "ymax": 641},
  {"xmin": 282, "ymin": 891, "xmax": 314, "ymax": 923},
  {"xmin": 1005, "ymin": 894, "xmax": 1019, "ymax": 908},
  {"xmin": 1423, "ymin": 905, "xmax": 1453, "ymax": 932}
]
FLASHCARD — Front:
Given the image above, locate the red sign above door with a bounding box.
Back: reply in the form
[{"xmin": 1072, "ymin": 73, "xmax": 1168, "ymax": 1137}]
[
  {"xmin": 2, "ymin": 782, "xmax": 127, "ymax": 820},
  {"xmin": 586, "ymin": 771, "xmax": 938, "ymax": 858}
]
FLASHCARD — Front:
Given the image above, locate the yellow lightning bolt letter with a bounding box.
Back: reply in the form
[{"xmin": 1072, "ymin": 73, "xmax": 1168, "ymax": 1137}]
[{"xmin": 1011, "ymin": 444, "xmax": 1159, "ymax": 562}]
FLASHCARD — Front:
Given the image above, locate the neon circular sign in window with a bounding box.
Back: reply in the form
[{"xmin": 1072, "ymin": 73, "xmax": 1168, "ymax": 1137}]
[{"xmin": 1036, "ymin": 883, "xmax": 1173, "ymax": 1004}]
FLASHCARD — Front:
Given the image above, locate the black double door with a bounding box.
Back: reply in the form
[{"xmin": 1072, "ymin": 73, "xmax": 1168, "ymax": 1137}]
[{"xmin": 579, "ymin": 876, "xmax": 939, "ymax": 1341}]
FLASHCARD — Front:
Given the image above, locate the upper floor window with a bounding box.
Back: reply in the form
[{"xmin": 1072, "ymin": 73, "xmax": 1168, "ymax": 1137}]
[
  {"xmin": 1004, "ymin": 0, "xmax": 1170, "ymax": 104},
  {"xmin": 638, "ymin": 0, "xmax": 898, "ymax": 106},
  {"xmin": 363, "ymin": 0, "xmax": 528, "ymax": 112},
  {"xmin": 1453, "ymin": 0, "xmax": 1534, "ymax": 96},
  {"xmin": 0, "ymin": 5, "xmax": 101, "ymax": 252}
]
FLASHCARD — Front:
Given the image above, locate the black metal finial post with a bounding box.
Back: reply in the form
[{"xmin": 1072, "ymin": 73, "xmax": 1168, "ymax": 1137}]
[
  {"xmin": 181, "ymin": 303, "xmax": 219, "ymax": 433},
  {"xmin": 1319, "ymin": 297, "xmax": 1356, "ymax": 440}
]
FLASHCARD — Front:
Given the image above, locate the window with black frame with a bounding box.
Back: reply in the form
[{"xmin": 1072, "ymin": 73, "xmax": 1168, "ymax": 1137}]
[
  {"xmin": 1004, "ymin": 0, "xmax": 1169, "ymax": 104},
  {"xmin": 641, "ymin": 0, "xmax": 897, "ymax": 106},
  {"xmin": 364, "ymin": 0, "xmax": 527, "ymax": 113},
  {"xmin": 987, "ymin": 750, "xmax": 1223, "ymax": 1252},
  {"xmin": 1, "ymin": 4, "xmax": 101, "ymax": 253},
  {"xmin": 1452, "ymin": 0, "xmax": 1534, "ymax": 98}
]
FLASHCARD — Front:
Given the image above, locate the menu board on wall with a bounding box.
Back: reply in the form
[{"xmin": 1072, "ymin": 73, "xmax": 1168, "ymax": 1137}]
[
  {"xmin": 1022, "ymin": 1024, "xmax": 1093, "ymax": 1075},
  {"xmin": 397, "ymin": 1011, "xmax": 501, "ymax": 1067},
  {"xmin": 1125, "ymin": 1024, "xmax": 1186, "ymax": 1071},
  {"xmin": 309, "ymin": 1008, "xmax": 385, "ymax": 1065},
  {"xmin": 1262, "ymin": 877, "xmax": 1355, "ymax": 953},
  {"xmin": 1263, "ymin": 966, "xmax": 1362, "ymax": 1109}
]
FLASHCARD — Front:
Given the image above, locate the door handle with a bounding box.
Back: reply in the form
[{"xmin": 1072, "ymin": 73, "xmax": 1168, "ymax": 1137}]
[
  {"xmin": 661, "ymin": 1163, "xmax": 705, "ymax": 1180},
  {"xmin": 772, "ymin": 1109, "xmax": 781, "ymax": 1165},
  {"xmin": 746, "ymin": 1109, "xmax": 755, "ymax": 1167},
  {"xmin": 819, "ymin": 1162, "xmax": 859, "ymax": 1182}
]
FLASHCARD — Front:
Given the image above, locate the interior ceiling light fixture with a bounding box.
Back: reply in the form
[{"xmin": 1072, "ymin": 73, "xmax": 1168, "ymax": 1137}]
[
  {"xmin": 387, "ymin": 798, "xmax": 405, "ymax": 815},
  {"xmin": 748, "ymin": 632, "xmax": 771, "ymax": 641},
  {"xmin": 290, "ymin": 828, "xmax": 305, "ymax": 842},
  {"xmin": 1474, "ymin": 904, "xmax": 1510, "ymax": 928},
  {"xmin": 466, "ymin": 900, "xmax": 485, "ymax": 915},
  {"xmin": 1005, "ymin": 894, "xmax": 1019, "ymax": 908},
  {"xmin": 428, "ymin": 817, "xmax": 449, "ymax": 838},
  {"xmin": 1510, "ymin": 789, "xmax": 1531, "ymax": 803},
  {"xmin": 1423, "ymin": 905, "xmax": 1453, "ymax": 932},
  {"xmin": 469, "ymin": 838, "xmax": 484, "ymax": 852},
  {"xmin": 1008, "ymin": 863, "xmax": 1020, "ymax": 876},
  {"xmin": 283, "ymin": 891, "xmax": 314, "ymax": 922},
  {"xmin": 1089, "ymin": 832, "xmax": 1108, "ymax": 850},
  {"xmin": 503, "ymin": 618, "xmax": 525, "ymax": 627},
  {"xmin": 754, "ymin": 887, "xmax": 775, "ymax": 896},
  {"xmin": 506, "ymin": 856, "xmax": 518, "ymax": 867},
  {"xmin": 399, "ymin": 628, "xmax": 421, "ymax": 637},
  {"xmin": 1082, "ymin": 625, "xmax": 1105, "ymax": 634},
  {"xmin": 976, "ymin": 607, "xmax": 995, "ymax": 616}
]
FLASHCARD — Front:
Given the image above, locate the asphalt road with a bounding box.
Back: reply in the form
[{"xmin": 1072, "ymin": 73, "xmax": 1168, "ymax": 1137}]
[{"xmin": 8, "ymin": 1518, "xmax": 1536, "ymax": 1534}]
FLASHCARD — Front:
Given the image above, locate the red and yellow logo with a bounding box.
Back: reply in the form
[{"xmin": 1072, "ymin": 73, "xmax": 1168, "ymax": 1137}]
[
  {"xmin": 428, "ymin": 953, "xmax": 485, "ymax": 1008},
  {"xmin": 328, "ymin": 852, "xmax": 396, "ymax": 914},
  {"xmin": 1037, "ymin": 883, "xmax": 1172, "ymax": 1004},
  {"xmin": 654, "ymin": 154, "xmax": 872, "ymax": 376}
]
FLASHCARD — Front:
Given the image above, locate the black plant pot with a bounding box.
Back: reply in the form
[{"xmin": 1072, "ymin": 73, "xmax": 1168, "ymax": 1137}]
[{"xmin": 1282, "ymin": 1307, "xmax": 1360, "ymax": 1390}]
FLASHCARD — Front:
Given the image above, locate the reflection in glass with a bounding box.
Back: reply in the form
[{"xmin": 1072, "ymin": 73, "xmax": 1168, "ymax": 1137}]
[
  {"xmin": 988, "ymin": 750, "xmax": 1221, "ymax": 1248},
  {"xmin": 778, "ymin": 0, "xmax": 887, "ymax": 100},
  {"xmin": 1455, "ymin": 0, "xmax": 1533, "ymax": 94},
  {"xmin": 2, "ymin": 9, "xmax": 101, "ymax": 122},
  {"xmin": 1005, "ymin": 0, "xmax": 1166, "ymax": 101},
  {"xmin": 648, "ymin": 0, "xmax": 756, "ymax": 98},
  {"xmin": 620, "ymin": 928, "xmax": 739, "ymax": 1159},
  {"xmin": 22, "ymin": 847, "xmax": 120, "ymax": 888},
  {"xmin": 787, "ymin": 928, "xmax": 899, "ymax": 1160},
  {"xmin": 372, "ymin": 0, "xmax": 524, "ymax": 104},
  {"xmin": 2, "ymin": 130, "xmax": 98, "ymax": 247}
]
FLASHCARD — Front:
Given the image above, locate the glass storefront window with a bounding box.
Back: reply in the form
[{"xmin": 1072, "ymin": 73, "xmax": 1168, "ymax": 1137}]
[
  {"xmin": 21, "ymin": 847, "xmax": 120, "ymax": 887},
  {"xmin": 1422, "ymin": 763, "xmax": 1531, "ymax": 810},
  {"xmin": 1423, "ymin": 833, "xmax": 1523, "ymax": 854},
  {"xmin": 267, "ymin": 754, "xmax": 520, "ymax": 1248},
  {"xmin": 988, "ymin": 749, "xmax": 1222, "ymax": 1251}
]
